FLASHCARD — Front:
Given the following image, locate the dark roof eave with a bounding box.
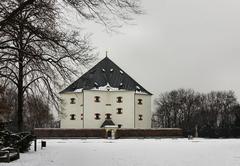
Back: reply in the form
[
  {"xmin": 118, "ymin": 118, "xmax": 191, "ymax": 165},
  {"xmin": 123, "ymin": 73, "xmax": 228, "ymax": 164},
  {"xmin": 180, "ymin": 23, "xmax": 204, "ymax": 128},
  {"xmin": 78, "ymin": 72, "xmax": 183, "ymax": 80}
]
[{"xmin": 59, "ymin": 89, "xmax": 153, "ymax": 95}]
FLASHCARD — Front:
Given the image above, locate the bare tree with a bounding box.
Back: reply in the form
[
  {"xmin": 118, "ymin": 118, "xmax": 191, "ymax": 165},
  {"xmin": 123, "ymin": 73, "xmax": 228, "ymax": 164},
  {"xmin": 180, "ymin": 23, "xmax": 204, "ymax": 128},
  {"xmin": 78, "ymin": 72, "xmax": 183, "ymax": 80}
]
[
  {"xmin": 0, "ymin": 86, "xmax": 16, "ymax": 126},
  {"xmin": 0, "ymin": 0, "xmax": 142, "ymax": 31},
  {"xmin": 0, "ymin": 86, "xmax": 12, "ymax": 123},
  {"xmin": 153, "ymin": 89, "xmax": 238, "ymax": 134},
  {"xmin": 0, "ymin": 0, "xmax": 142, "ymax": 131},
  {"xmin": 24, "ymin": 95, "xmax": 55, "ymax": 129}
]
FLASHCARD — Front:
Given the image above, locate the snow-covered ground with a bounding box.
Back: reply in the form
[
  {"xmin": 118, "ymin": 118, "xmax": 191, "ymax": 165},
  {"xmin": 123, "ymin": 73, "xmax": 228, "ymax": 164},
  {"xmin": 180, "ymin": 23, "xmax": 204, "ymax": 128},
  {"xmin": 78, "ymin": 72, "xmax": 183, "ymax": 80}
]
[{"xmin": 4, "ymin": 138, "xmax": 240, "ymax": 166}]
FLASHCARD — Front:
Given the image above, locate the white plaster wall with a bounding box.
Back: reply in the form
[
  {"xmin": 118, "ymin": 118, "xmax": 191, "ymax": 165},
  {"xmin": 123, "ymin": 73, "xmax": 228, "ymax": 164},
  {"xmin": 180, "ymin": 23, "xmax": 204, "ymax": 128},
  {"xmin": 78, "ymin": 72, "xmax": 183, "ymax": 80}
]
[
  {"xmin": 135, "ymin": 94, "xmax": 152, "ymax": 129},
  {"xmin": 83, "ymin": 90, "xmax": 107, "ymax": 128},
  {"xmin": 60, "ymin": 91, "xmax": 151, "ymax": 129},
  {"xmin": 60, "ymin": 93, "xmax": 84, "ymax": 128},
  {"xmin": 110, "ymin": 91, "xmax": 135, "ymax": 128},
  {"xmin": 83, "ymin": 90, "xmax": 135, "ymax": 129}
]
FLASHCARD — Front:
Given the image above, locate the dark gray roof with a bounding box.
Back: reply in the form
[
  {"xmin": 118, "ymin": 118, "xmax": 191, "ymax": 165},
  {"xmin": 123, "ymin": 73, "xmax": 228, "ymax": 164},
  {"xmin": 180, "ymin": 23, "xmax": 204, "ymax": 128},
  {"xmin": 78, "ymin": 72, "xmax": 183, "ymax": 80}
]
[
  {"xmin": 60, "ymin": 56, "xmax": 152, "ymax": 95},
  {"xmin": 101, "ymin": 119, "xmax": 115, "ymax": 128}
]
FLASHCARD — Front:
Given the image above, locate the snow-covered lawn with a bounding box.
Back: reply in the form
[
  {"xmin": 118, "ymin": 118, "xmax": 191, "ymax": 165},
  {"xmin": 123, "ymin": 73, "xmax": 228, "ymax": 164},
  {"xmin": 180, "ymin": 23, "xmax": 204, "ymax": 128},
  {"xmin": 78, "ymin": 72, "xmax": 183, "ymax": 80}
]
[{"xmin": 4, "ymin": 138, "xmax": 240, "ymax": 166}]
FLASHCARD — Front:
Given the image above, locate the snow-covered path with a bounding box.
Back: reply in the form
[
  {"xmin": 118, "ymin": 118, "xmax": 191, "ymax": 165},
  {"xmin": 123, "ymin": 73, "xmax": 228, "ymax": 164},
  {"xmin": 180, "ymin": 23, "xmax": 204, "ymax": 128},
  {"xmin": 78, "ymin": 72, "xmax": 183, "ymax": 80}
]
[{"xmin": 3, "ymin": 138, "xmax": 240, "ymax": 166}]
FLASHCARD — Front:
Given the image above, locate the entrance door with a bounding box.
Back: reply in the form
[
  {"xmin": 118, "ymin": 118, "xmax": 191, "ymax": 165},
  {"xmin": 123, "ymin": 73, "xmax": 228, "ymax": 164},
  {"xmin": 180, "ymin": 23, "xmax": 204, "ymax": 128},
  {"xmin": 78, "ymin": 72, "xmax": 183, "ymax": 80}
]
[{"xmin": 107, "ymin": 130, "xmax": 112, "ymax": 138}]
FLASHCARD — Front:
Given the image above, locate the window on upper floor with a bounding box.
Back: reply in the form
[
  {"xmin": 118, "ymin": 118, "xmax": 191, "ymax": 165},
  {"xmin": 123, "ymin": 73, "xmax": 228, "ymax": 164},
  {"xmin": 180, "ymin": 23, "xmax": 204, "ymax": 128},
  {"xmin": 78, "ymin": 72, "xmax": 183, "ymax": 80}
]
[
  {"xmin": 70, "ymin": 98, "xmax": 76, "ymax": 104},
  {"xmin": 117, "ymin": 96, "xmax": 123, "ymax": 103},
  {"xmin": 105, "ymin": 113, "xmax": 112, "ymax": 119},
  {"xmin": 70, "ymin": 114, "xmax": 76, "ymax": 120},
  {"xmin": 117, "ymin": 108, "xmax": 123, "ymax": 114},
  {"xmin": 139, "ymin": 114, "xmax": 143, "ymax": 121},
  {"xmin": 138, "ymin": 99, "xmax": 143, "ymax": 105},
  {"xmin": 94, "ymin": 96, "xmax": 100, "ymax": 102},
  {"xmin": 95, "ymin": 113, "xmax": 101, "ymax": 120}
]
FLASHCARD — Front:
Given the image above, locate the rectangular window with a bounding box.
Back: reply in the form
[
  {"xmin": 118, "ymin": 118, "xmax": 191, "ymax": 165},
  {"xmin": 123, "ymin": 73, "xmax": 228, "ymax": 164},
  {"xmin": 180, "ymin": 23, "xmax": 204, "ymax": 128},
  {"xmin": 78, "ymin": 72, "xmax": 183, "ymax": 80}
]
[
  {"xmin": 105, "ymin": 113, "xmax": 112, "ymax": 119},
  {"xmin": 70, "ymin": 114, "xmax": 76, "ymax": 120},
  {"xmin": 117, "ymin": 108, "xmax": 123, "ymax": 114},
  {"xmin": 70, "ymin": 98, "xmax": 76, "ymax": 104},
  {"xmin": 117, "ymin": 97, "xmax": 123, "ymax": 103},
  {"xmin": 94, "ymin": 96, "xmax": 100, "ymax": 102},
  {"xmin": 95, "ymin": 113, "xmax": 100, "ymax": 120},
  {"xmin": 139, "ymin": 114, "xmax": 143, "ymax": 121},
  {"xmin": 118, "ymin": 124, "xmax": 122, "ymax": 128},
  {"xmin": 138, "ymin": 99, "xmax": 143, "ymax": 105}
]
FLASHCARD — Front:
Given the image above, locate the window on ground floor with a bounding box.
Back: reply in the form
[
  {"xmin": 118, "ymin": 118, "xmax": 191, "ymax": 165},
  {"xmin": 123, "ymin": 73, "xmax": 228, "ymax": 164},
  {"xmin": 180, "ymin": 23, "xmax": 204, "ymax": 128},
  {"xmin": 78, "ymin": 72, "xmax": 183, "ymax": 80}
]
[
  {"xmin": 117, "ymin": 108, "xmax": 123, "ymax": 114},
  {"xmin": 95, "ymin": 113, "xmax": 101, "ymax": 120},
  {"xmin": 139, "ymin": 114, "xmax": 143, "ymax": 121},
  {"xmin": 70, "ymin": 114, "xmax": 76, "ymax": 120},
  {"xmin": 105, "ymin": 113, "xmax": 112, "ymax": 119}
]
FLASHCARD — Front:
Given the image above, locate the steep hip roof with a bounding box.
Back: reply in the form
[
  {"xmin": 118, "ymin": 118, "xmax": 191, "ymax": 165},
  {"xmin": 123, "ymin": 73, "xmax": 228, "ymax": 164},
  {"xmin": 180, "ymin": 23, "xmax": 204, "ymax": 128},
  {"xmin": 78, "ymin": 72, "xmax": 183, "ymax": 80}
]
[{"xmin": 60, "ymin": 56, "xmax": 152, "ymax": 95}]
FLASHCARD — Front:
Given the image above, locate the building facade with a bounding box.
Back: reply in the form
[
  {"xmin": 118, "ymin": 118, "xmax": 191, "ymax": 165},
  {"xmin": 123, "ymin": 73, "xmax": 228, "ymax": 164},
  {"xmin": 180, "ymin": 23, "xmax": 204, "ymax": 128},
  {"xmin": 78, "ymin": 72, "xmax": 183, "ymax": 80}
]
[{"xmin": 60, "ymin": 57, "xmax": 152, "ymax": 129}]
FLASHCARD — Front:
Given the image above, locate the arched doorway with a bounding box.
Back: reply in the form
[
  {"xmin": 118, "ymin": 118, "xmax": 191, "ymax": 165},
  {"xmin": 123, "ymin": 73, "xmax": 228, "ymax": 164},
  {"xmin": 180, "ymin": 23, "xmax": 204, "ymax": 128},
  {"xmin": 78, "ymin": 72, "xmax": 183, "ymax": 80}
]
[{"xmin": 107, "ymin": 130, "xmax": 112, "ymax": 138}]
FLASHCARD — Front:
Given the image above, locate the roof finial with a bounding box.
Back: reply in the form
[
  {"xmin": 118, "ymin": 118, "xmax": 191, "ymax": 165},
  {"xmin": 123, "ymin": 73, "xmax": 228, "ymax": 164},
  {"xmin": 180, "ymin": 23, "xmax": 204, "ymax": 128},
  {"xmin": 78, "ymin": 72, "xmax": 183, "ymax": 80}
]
[{"xmin": 105, "ymin": 51, "xmax": 108, "ymax": 57}]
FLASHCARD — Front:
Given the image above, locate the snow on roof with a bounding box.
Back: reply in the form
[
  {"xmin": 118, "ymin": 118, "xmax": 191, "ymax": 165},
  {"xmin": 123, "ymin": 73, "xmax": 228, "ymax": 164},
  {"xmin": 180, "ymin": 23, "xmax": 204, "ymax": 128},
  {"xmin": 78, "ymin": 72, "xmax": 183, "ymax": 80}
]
[
  {"xmin": 135, "ymin": 90, "xmax": 148, "ymax": 95},
  {"xmin": 74, "ymin": 88, "xmax": 83, "ymax": 92},
  {"xmin": 91, "ymin": 84, "xmax": 123, "ymax": 92}
]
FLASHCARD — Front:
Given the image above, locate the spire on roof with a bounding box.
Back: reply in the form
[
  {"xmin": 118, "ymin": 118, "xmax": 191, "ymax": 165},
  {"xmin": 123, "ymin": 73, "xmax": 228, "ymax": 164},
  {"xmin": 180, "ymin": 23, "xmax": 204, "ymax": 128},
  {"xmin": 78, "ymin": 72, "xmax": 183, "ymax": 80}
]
[{"xmin": 106, "ymin": 51, "xmax": 108, "ymax": 58}]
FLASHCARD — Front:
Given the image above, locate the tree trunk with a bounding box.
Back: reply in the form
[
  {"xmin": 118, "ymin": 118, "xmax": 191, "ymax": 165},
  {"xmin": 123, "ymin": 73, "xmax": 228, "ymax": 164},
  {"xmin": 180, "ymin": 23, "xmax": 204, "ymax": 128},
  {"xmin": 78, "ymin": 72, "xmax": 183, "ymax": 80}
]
[
  {"xmin": 17, "ymin": 53, "xmax": 24, "ymax": 131},
  {"xmin": 17, "ymin": 22, "xmax": 24, "ymax": 132}
]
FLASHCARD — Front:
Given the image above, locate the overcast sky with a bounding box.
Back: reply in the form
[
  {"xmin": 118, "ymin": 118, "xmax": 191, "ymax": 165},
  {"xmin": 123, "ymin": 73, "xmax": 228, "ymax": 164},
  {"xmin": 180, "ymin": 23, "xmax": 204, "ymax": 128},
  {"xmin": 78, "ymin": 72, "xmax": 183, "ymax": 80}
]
[{"xmin": 73, "ymin": 0, "xmax": 240, "ymax": 102}]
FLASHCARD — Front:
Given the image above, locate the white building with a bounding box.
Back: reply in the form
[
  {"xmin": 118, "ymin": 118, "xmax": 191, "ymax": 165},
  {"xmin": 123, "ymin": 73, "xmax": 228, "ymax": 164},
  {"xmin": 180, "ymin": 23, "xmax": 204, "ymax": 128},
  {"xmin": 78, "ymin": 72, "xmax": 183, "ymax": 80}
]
[{"xmin": 60, "ymin": 56, "xmax": 152, "ymax": 129}]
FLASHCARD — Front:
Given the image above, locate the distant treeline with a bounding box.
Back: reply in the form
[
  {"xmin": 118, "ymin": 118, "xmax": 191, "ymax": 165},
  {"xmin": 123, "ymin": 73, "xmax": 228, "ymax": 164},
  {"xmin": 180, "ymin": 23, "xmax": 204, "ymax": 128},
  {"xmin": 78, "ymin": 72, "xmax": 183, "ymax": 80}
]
[{"xmin": 152, "ymin": 89, "xmax": 240, "ymax": 138}]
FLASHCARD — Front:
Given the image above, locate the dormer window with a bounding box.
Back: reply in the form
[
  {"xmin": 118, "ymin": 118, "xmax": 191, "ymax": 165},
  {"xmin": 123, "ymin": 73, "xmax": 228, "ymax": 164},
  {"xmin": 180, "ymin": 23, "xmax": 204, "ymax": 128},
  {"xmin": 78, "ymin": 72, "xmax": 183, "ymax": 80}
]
[
  {"xmin": 94, "ymin": 96, "xmax": 100, "ymax": 102},
  {"xmin": 138, "ymin": 99, "xmax": 143, "ymax": 105},
  {"xmin": 136, "ymin": 86, "xmax": 141, "ymax": 91},
  {"xmin": 105, "ymin": 113, "xmax": 112, "ymax": 119},
  {"xmin": 95, "ymin": 113, "xmax": 100, "ymax": 120},
  {"xmin": 70, "ymin": 98, "xmax": 76, "ymax": 104},
  {"xmin": 119, "ymin": 83, "xmax": 123, "ymax": 90},
  {"xmin": 94, "ymin": 82, "xmax": 99, "ymax": 89},
  {"xmin": 117, "ymin": 97, "xmax": 123, "ymax": 103},
  {"xmin": 117, "ymin": 108, "xmax": 123, "ymax": 114},
  {"xmin": 70, "ymin": 114, "xmax": 76, "ymax": 120},
  {"xmin": 139, "ymin": 114, "xmax": 143, "ymax": 121}
]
